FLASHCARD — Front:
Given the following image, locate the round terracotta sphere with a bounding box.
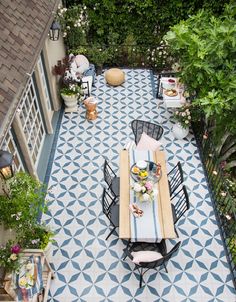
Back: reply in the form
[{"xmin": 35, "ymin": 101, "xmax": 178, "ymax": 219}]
[{"xmin": 105, "ymin": 68, "xmax": 125, "ymax": 86}]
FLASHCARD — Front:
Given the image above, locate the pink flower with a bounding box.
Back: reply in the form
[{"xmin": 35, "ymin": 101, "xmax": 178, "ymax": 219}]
[
  {"xmin": 145, "ymin": 181, "xmax": 153, "ymax": 191},
  {"xmin": 11, "ymin": 244, "xmax": 21, "ymax": 254}
]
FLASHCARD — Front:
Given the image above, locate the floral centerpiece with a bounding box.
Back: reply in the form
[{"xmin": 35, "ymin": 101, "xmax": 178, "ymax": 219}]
[
  {"xmin": 132, "ymin": 180, "xmax": 154, "ymax": 202},
  {"xmin": 0, "ymin": 240, "xmax": 22, "ymax": 273},
  {"xmin": 173, "ymin": 105, "xmax": 191, "ymax": 128}
]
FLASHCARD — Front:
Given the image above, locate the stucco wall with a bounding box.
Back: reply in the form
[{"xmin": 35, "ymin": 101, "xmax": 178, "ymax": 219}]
[{"xmin": 44, "ymin": 34, "xmax": 66, "ymax": 112}]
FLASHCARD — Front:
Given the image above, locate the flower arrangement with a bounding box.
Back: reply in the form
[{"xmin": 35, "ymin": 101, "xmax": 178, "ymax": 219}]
[
  {"xmin": 173, "ymin": 105, "xmax": 192, "ymax": 128},
  {"xmin": 132, "ymin": 180, "xmax": 154, "ymax": 202},
  {"xmin": 0, "ymin": 240, "xmax": 22, "ymax": 273},
  {"xmin": 60, "ymin": 82, "xmax": 82, "ymax": 97}
]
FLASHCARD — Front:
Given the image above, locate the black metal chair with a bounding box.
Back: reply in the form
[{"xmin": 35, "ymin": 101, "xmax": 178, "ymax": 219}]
[
  {"xmin": 123, "ymin": 240, "xmax": 181, "ymax": 288},
  {"xmin": 103, "ymin": 159, "xmax": 120, "ymax": 199},
  {"xmin": 131, "ymin": 120, "xmax": 164, "ymax": 145},
  {"xmin": 167, "ymin": 162, "xmax": 184, "ymax": 197},
  {"xmin": 102, "ymin": 188, "xmax": 119, "ymax": 240},
  {"xmin": 171, "ymin": 185, "xmax": 190, "ymax": 224}
]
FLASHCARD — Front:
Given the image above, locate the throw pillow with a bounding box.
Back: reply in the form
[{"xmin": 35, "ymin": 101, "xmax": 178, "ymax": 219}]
[
  {"xmin": 75, "ymin": 55, "xmax": 89, "ymax": 74},
  {"xmin": 131, "ymin": 250, "xmax": 163, "ymax": 265},
  {"xmin": 136, "ymin": 132, "xmax": 162, "ymax": 151}
]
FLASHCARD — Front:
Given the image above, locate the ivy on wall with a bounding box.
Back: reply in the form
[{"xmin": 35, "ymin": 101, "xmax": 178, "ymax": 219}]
[{"xmin": 63, "ymin": 0, "xmax": 230, "ymax": 47}]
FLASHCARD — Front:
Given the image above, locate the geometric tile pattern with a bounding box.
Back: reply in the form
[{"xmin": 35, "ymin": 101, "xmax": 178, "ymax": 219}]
[{"xmin": 43, "ymin": 69, "xmax": 236, "ymax": 301}]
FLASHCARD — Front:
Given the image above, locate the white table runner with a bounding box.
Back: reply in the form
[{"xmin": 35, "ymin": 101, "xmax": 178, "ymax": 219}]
[{"xmin": 129, "ymin": 150, "xmax": 162, "ymax": 242}]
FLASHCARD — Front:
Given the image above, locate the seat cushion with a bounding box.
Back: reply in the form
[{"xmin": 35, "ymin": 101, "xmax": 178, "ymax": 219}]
[
  {"xmin": 111, "ymin": 176, "xmax": 120, "ymax": 196},
  {"xmin": 136, "ymin": 132, "xmax": 162, "ymax": 151},
  {"xmin": 131, "ymin": 250, "xmax": 163, "ymax": 265},
  {"xmin": 110, "ymin": 204, "xmax": 119, "ymax": 226},
  {"xmin": 105, "ymin": 68, "xmax": 125, "ymax": 86}
]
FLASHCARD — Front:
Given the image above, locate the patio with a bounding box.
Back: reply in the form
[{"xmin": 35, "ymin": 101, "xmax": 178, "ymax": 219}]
[{"xmin": 44, "ymin": 69, "xmax": 235, "ymax": 301}]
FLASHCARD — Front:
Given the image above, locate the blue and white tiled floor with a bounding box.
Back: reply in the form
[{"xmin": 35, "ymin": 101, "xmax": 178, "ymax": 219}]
[{"xmin": 44, "ymin": 69, "xmax": 236, "ymax": 301}]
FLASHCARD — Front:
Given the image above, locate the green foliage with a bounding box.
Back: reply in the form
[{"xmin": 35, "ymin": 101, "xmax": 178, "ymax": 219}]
[
  {"xmin": 59, "ymin": 1, "xmax": 228, "ymax": 71},
  {"xmin": 60, "ymin": 83, "xmax": 82, "ymax": 96},
  {"xmin": 17, "ymin": 223, "xmax": 54, "ymax": 250},
  {"xmin": 164, "ymin": 3, "xmax": 236, "ymax": 135},
  {"xmin": 0, "ymin": 172, "xmax": 54, "ymax": 258},
  {"xmin": 0, "ymin": 172, "xmax": 46, "ymax": 229}
]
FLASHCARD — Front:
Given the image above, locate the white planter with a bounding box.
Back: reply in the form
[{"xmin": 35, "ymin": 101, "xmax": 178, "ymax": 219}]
[
  {"xmin": 172, "ymin": 123, "xmax": 189, "ymax": 139},
  {"xmin": 61, "ymin": 94, "xmax": 78, "ymax": 112}
]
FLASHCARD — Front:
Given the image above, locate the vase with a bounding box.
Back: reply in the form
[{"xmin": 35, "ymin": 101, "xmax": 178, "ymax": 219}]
[
  {"xmin": 61, "ymin": 94, "xmax": 78, "ymax": 112},
  {"xmin": 172, "ymin": 123, "xmax": 189, "ymax": 139}
]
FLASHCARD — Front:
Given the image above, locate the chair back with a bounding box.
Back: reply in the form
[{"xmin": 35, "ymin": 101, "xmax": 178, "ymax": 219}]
[
  {"xmin": 131, "ymin": 120, "xmax": 164, "ymax": 145},
  {"xmin": 168, "ymin": 162, "xmax": 184, "ymax": 197},
  {"xmin": 171, "ymin": 185, "xmax": 190, "ymax": 223},
  {"xmin": 163, "ymin": 241, "xmax": 181, "ymax": 263},
  {"xmin": 103, "ymin": 159, "xmax": 116, "ymax": 188},
  {"xmin": 102, "ymin": 188, "xmax": 116, "ymax": 218}
]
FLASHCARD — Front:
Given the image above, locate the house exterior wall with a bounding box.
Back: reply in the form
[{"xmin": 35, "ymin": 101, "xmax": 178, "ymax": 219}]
[
  {"xmin": 44, "ymin": 35, "xmax": 66, "ymax": 112},
  {"xmin": 0, "ymin": 36, "xmax": 66, "ymax": 181}
]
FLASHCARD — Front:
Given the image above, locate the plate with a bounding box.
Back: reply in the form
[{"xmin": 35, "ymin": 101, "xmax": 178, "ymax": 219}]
[
  {"xmin": 130, "ymin": 161, "xmax": 162, "ymax": 183},
  {"xmin": 164, "ymin": 89, "xmax": 178, "ymax": 97}
]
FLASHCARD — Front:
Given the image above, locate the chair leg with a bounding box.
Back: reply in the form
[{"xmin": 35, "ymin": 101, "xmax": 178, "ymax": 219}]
[
  {"xmin": 174, "ymin": 226, "xmax": 179, "ymax": 238},
  {"xmin": 139, "ymin": 268, "xmax": 143, "ymax": 288},
  {"xmin": 163, "ymin": 263, "xmax": 168, "ymax": 273},
  {"xmin": 106, "ymin": 226, "xmax": 116, "ymax": 240}
]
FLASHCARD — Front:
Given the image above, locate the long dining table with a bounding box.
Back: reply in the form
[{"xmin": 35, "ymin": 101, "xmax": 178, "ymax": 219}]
[{"xmin": 119, "ymin": 149, "xmax": 176, "ymax": 241}]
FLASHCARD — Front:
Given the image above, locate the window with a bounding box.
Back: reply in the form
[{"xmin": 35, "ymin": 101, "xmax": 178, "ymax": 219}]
[{"xmin": 18, "ymin": 77, "xmax": 46, "ymax": 167}]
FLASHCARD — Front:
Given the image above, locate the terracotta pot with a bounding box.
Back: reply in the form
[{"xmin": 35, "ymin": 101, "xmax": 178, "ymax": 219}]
[{"xmin": 172, "ymin": 123, "xmax": 189, "ymax": 139}]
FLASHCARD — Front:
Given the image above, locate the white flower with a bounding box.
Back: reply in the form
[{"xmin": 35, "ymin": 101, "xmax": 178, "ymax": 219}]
[
  {"xmin": 26, "ymin": 263, "xmax": 33, "ymax": 271},
  {"xmin": 142, "ymin": 193, "xmax": 150, "ymax": 202},
  {"xmin": 182, "ymin": 112, "xmax": 186, "ymax": 117},
  {"xmin": 66, "ymin": 26, "xmax": 70, "ymax": 30},
  {"xmin": 133, "ymin": 183, "xmax": 142, "ymax": 192},
  {"xmin": 188, "ymin": 116, "xmax": 191, "ymax": 120},
  {"xmin": 10, "ymin": 254, "xmax": 17, "ymax": 261},
  {"xmin": 185, "ymin": 120, "xmax": 189, "ymax": 124},
  {"xmin": 175, "ymin": 111, "xmax": 179, "ymax": 115},
  {"xmin": 141, "ymin": 186, "xmax": 146, "ymax": 193}
]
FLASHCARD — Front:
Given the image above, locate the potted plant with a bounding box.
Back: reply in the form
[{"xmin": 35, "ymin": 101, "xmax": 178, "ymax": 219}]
[
  {"xmin": 60, "ymin": 80, "xmax": 83, "ymax": 111},
  {"xmin": 17, "ymin": 223, "xmax": 54, "ymax": 260},
  {"xmin": 172, "ymin": 105, "xmax": 192, "ymax": 139}
]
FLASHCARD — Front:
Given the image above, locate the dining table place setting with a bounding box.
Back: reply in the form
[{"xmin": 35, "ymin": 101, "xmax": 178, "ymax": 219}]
[{"xmin": 119, "ymin": 149, "xmax": 176, "ymax": 243}]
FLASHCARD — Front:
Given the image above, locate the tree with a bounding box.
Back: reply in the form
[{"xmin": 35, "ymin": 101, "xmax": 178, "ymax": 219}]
[{"xmin": 164, "ymin": 3, "xmax": 236, "ymax": 171}]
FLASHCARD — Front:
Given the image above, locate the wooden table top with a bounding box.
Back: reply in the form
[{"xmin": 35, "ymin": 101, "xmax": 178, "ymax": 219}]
[{"xmin": 119, "ymin": 149, "xmax": 176, "ymax": 240}]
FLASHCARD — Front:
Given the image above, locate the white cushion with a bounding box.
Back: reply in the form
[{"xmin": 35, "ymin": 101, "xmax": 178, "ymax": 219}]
[
  {"xmin": 75, "ymin": 55, "xmax": 89, "ymax": 74},
  {"xmin": 136, "ymin": 132, "xmax": 162, "ymax": 151},
  {"xmin": 131, "ymin": 250, "xmax": 163, "ymax": 265}
]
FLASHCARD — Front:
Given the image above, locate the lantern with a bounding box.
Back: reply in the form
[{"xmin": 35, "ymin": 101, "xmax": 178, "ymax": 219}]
[
  {"xmin": 49, "ymin": 21, "xmax": 60, "ymax": 41},
  {"xmin": 0, "ymin": 150, "xmax": 14, "ymax": 180}
]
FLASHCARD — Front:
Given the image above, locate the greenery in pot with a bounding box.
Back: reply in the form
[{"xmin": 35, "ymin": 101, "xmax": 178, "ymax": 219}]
[
  {"xmin": 17, "ymin": 223, "xmax": 54, "ymax": 250},
  {"xmin": 173, "ymin": 105, "xmax": 192, "ymax": 129},
  {"xmin": 0, "ymin": 240, "xmax": 22, "ymax": 273},
  {"xmin": 60, "ymin": 82, "xmax": 83, "ymax": 97}
]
